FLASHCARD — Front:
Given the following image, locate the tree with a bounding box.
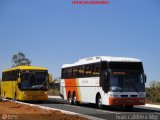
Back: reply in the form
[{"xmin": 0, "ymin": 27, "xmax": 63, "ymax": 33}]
[
  {"xmin": 48, "ymin": 77, "xmax": 60, "ymax": 89},
  {"xmin": 12, "ymin": 52, "xmax": 31, "ymax": 67},
  {"xmin": 146, "ymin": 81, "xmax": 160, "ymax": 103}
]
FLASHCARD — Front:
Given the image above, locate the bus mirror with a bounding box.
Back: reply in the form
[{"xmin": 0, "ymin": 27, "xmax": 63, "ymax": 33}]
[
  {"xmin": 17, "ymin": 73, "xmax": 21, "ymax": 84},
  {"xmin": 48, "ymin": 73, "xmax": 53, "ymax": 83},
  {"xmin": 144, "ymin": 74, "xmax": 147, "ymax": 83},
  {"xmin": 17, "ymin": 78, "xmax": 21, "ymax": 84},
  {"xmin": 101, "ymin": 71, "xmax": 109, "ymax": 93}
]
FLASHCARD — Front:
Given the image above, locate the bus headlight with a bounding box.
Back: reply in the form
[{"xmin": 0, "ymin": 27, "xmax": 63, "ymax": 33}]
[
  {"xmin": 23, "ymin": 92, "xmax": 27, "ymax": 96},
  {"xmin": 109, "ymin": 94, "xmax": 119, "ymax": 98},
  {"xmin": 139, "ymin": 93, "xmax": 146, "ymax": 98},
  {"xmin": 139, "ymin": 99, "xmax": 145, "ymax": 103}
]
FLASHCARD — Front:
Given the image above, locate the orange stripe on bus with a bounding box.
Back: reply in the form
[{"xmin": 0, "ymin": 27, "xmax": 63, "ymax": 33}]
[
  {"xmin": 76, "ymin": 79, "xmax": 81, "ymax": 101},
  {"xmin": 64, "ymin": 78, "xmax": 81, "ymax": 101}
]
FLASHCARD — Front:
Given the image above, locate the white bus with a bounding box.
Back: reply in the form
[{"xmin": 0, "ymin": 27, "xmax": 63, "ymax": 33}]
[{"xmin": 60, "ymin": 56, "xmax": 146, "ymax": 110}]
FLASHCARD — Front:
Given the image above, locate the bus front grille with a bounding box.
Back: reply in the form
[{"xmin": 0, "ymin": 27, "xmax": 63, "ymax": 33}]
[{"xmin": 121, "ymin": 95, "xmax": 128, "ymax": 97}]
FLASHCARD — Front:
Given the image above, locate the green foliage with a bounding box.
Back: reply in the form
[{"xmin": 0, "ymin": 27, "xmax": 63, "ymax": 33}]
[
  {"xmin": 154, "ymin": 93, "xmax": 160, "ymax": 103},
  {"xmin": 48, "ymin": 78, "xmax": 60, "ymax": 90},
  {"xmin": 48, "ymin": 88, "xmax": 60, "ymax": 96},
  {"xmin": 48, "ymin": 81, "xmax": 55, "ymax": 89},
  {"xmin": 12, "ymin": 52, "xmax": 31, "ymax": 67},
  {"xmin": 146, "ymin": 81, "xmax": 160, "ymax": 104}
]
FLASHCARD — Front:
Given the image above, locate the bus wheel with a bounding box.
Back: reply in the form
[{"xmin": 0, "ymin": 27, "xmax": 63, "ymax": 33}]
[
  {"xmin": 97, "ymin": 95, "xmax": 103, "ymax": 109},
  {"xmin": 125, "ymin": 105, "xmax": 133, "ymax": 111},
  {"xmin": 68, "ymin": 93, "xmax": 73, "ymax": 105},
  {"xmin": 14, "ymin": 93, "xmax": 17, "ymax": 101},
  {"xmin": 73, "ymin": 93, "xmax": 79, "ymax": 106}
]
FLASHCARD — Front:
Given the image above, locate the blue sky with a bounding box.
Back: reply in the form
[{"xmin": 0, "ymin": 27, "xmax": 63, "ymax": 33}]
[{"xmin": 0, "ymin": 0, "xmax": 160, "ymax": 86}]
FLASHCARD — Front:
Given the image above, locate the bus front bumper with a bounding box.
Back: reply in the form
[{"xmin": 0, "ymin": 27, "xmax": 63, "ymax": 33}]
[
  {"xmin": 109, "ymin": 97, "xmax": 145, "ymax": 106},
  {"xmin": 19, "ymin": 91, "xmax": 48, "ymax": 101}
]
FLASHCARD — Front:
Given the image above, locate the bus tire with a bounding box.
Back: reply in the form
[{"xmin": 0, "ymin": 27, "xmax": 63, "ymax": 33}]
[
  {"xmin": 97, "ymin": 95, "xmax": 103, "ymax": 109},
  {"xmin": 68, "ymin": 92, "xmax": 73, "ymax": 105},
  {"xmin": 73, "ymin": 93, "xmax": 79, "ymax": 106},
  {"xmin": 14, "ymin": 92, "xmax": 17, "ymax": 101}
]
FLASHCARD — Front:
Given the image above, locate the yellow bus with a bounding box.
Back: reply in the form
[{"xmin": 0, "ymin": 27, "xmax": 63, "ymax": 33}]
[{"xmin": 1, "ymin": 66, "xmax": 50, "ymax": 101}]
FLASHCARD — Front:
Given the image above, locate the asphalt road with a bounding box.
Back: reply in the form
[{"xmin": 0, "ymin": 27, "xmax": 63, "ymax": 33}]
[{"xmin": 30, "ymin": 97, "xmax": 160, "ymax": 120}]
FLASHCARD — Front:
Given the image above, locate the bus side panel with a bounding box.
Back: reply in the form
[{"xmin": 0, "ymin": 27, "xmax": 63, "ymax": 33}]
[
  {"xmin": 77, "ymin": 77, "xmax": 100, "ymax": 103},
  {"xmin": 77, "ymin": 87, "xmax": 98, "ymax": 103},
  {"xmin": 1, "ymin": 82, "xmax": 4, "ymax": 97},
  {"xmin": 101, "ymin": 91, "xmax": 110, "ymax": 105},
  {"xmin": 4, "ymin": 81, "xmax": 17, "ymax": 99},
  {"xmin": 61, "ymin": 79, "xmax": 80, "ymax": 101},
  {"xmin": 61, "ymin": 77, "xmax": 102, "ymax": 103}
]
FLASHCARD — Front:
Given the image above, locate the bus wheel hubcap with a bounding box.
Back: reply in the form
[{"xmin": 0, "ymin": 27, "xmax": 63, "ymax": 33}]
[
  {"xmin": 73, "ymin": 96, "xmax": 76, "ymax": 104},
  {"xmin": 98, "ymin": 99, "xmax": 102, "ymax": 108}
]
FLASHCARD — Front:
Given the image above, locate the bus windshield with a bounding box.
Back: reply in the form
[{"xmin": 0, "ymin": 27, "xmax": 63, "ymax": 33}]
[
  {"xmin": 109, "ymin": 72, "xmax": 145, "ymax": 92},
  {"xmin": 101, "ymin": 61, "xmax": 145, "ymax": 92},
  {"xmin": 20, "ymin": 71, "xmax": 48, "ymax": 90}
]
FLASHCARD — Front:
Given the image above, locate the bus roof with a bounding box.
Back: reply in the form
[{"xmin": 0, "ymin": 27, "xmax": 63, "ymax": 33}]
[
  {"xmin": 62, "ymin": 56, "xmax": 142, "ymax": 68},
  {"xmin": 3, "ymin": 65, "xmax": 47, "ymax": 72}
]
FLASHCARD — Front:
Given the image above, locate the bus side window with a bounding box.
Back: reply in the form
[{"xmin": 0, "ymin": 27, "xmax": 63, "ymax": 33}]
[
  {"xmin": 11, "ymin": 71, "xmax": 14, "ymax": 81},
  {"xmin": 65, "ymin": 68, "xmax": 72, "ymax": 78},
  {"xmin": 61, "ymin": 68, "xmax": 66, "ymax": 79},
  {"xmin": 85, "ymin": 65, "xmax": 92, "ymax": 77},
  {"xmin": 79, "ymin": 66, "xmax": 84, "ymax": 77},
  {"xmin": 5, "ymin": 72, "xmax": 7, "ymax": 81},
  {"xmin": 16, "ymin": 70, "xmax": 19, "ymax": 80},
  {"xmin": 8, "ymin": 72, "xmax": 10, "ymax": 81},
  {"xmin": 13, "ymin": 70, "xmax": 18, "ymax": 81},
  {"xmin": 13, "ymin": 71, "xmax": 16, "ymax": 80},
  {"xmin": 4, "ymin": 72, "xmax": 7, "ymax": 81},
  {"xmin": 66, "ymin": 68, "xmax": 68, "ymax": 78},
  {"xmin": 64, "ymin": 68, "xmax": 67, "ymax": 78},
  {"xmin": 73, "ymin": 67, "xmax": 78, "ymax": 78},
  {"xmin": 7, "ymin": 72, "xmax": 9, "ymax": 81},
  {"xmin": 68, "ymin": 68, "xmax": 72, "ymax": 78},
  {"xmin": 92, "ymin": 63, "xmax": 100, "ymax": 76},
  {"xmin": 2, "ymin": 72, "xmax": 5, "ymax": 81},
  {"xmin": 9, "ymin": 72, "xmax": 12, "ymax": 81},
  {"xmin": 10, "ymin": 71, "xmax": 12, "ymax": 80}
]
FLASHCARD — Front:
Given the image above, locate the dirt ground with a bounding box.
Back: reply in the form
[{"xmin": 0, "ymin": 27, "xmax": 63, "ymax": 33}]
[{"xmin": 0, "ymin": 100, "xmax": 88, "ymax": 120}]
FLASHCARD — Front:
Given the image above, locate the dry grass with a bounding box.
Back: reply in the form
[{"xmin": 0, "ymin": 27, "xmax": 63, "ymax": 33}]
[
  {"xmin": 145, "ymin": 99, "xmax": 160, "ymax": 105},
  {"xmin": 48, "ymin": 89, "xmax": 60, "ymax": 96}
]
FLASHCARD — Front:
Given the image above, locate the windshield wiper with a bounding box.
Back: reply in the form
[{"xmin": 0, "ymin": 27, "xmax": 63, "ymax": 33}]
[
  {"xmin": 39, "ymin": 79, "xmax": 48, "ymax": 89},
  {"xmin": 31, "ymin": 85, "xmax": 42, "ymax": 88}
]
